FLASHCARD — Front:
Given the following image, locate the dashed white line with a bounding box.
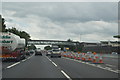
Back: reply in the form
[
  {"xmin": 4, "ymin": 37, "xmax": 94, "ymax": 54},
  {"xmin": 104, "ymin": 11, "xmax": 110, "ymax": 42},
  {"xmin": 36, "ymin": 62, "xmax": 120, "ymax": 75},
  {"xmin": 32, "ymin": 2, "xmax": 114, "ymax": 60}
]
[
  {"xmin": 7, "ymin": 62, "xmax": 20, "ymax": 69},
  {"xmin": 46, "ymin": 56, "xmax": 57, "ymax": 67},
  {"xmin": 109, "ymin": 69, "xmax": 118, "ymax": 73},
  {"xmin": 62, "ymin": 57, "xmax": 119, "ymax": 74},
  {"xmin": 61, "ymin": 70, "xmax": 72, "ymax": 80},
  {"xmin": 52, "ymin": 62, "xmax": 58, "ymax": 67},
  {"xmin": 106, "ymin": 64, "xmax": 116, "ymax": 67},
  {"xmin": 27, "ymin": 57, "xmax": 31, "ymax": 59},
  {"xmin": 81, "ymin": 62, "xmax": 85, "ymax": 63},
  {"xmin": 85, "ymin": 62, "xmax": 89, "ymax": 64},
  {"xmin": 47, "ymin": 57, "xmax": 52, "ymax": 62},
  {"xmin": 6, "ymin": 54, "xmax": 35, "ymax": 69},
  {"xmin": 46, "ymin": 57, "xmax": 71, "ymax": 79},
  {"xmin": 22, "ymin": 59, "xmax": 27, "ymax": 62},
  {"xmin": 27, "ymin": 54, "xmax": 34, "ymax": 60},
  {"xmin": 105, "ymin": 67, "xmax": 111, "ymax": 70}
]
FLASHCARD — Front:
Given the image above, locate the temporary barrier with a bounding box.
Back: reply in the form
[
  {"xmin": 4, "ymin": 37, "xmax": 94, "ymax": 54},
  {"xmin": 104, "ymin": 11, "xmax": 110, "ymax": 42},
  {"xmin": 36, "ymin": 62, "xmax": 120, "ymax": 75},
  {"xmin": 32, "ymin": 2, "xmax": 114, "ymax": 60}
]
[
  {"xmin": 98, "ymin": 56, "xmax": 104, "ymax": 64},
  {"xmin": 92, "ymin": 55, "xmax": 97, "ymax": 63},
  {"xmin": 84, "ymin": 53, "xmax": 92, "ymax": 62},
  {"xmin": 92, "ymin": 54, "xmax": 104, "ymax": 64},
  {"xmin": 81, "ymin": 53, "xmax": 86, "ymax": 61},
  {"xmin": 74, "ymin": 53, "xmax": 77, "ymax": 59},
  {"xmin": 76, "ymin": 53, "xmax": 80, "ymax": 60},
  {"xmin": 88, "ymin": 55, "xmax": 92, "ymax": 61}
]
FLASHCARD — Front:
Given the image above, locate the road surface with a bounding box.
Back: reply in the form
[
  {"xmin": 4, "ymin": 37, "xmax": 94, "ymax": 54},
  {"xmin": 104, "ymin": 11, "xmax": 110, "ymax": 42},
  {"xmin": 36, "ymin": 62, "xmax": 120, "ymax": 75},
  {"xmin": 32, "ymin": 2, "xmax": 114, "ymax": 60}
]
[{"xmin": 2, "ymin": 52, "xmax": 119, "ymax": 79}]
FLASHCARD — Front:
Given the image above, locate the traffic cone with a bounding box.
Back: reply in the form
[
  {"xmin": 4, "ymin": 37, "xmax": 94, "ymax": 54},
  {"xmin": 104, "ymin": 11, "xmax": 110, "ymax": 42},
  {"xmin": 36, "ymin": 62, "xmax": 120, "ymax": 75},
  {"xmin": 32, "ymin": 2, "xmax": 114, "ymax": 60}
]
[
  {"xmin": 92, "ymin": 56, "xmax": 96, "ymax": 63},
  {"xmin": 67, "ymin": 54, "xmax": 69, "ymax": 57},
  {"xmin": 70, "ymin": 54, "xmax": 72, "ymax": 58},
  {"xmin": 77, "ymin": 54, "xmax": 80, "ymax": 60},
  {"xmin": 74, "ymin": 55, "xmax": 76, "ymax": 59},
  {"xmin": 79, "ymin": 54, "xmax": 82, "ymax": 60},
  {"xmin": 68, "ymin": 54, "xmax": 70, "ymax": 58},
  {"xmin": 82, "ymin": 56, "xmax": 86, "ymax": 61},
  {"xmin": 71, "ymin": 54, "xmax": 74, "ymax": 59},
  {"xmin": 88, "ymin": 56, "xmax": 92, "ymax": 61},
  {"xmin": 81, "ymin": 53, "xmax": 85, "ymax": 61},
  {"xmin": 98, "ymin": 56, "xmax": 104, "ymax": 64}
]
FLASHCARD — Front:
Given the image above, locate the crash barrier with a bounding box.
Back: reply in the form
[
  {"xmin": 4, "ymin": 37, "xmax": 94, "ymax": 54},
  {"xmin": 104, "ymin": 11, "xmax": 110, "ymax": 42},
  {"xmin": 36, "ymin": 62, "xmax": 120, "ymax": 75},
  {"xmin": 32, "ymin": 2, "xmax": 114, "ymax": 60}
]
[
  {"xmin": 92, "ymin": 55, "xmax": 104, "ymax": 64},
  {"xmin": 61, "ymin": 52, "xmax": 104, "ymax": 64}
]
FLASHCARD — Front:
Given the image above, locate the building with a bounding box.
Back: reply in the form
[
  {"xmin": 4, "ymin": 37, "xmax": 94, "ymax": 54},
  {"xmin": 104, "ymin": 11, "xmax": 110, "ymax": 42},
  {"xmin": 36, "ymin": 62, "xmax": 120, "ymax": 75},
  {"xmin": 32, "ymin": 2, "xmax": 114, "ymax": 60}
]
[
  {"xmin": 81, "ymin": 41, "xmax": 119, "ymax": 54},
  {"xmin": 100, "ymin": 41, "xmax": 120, "ymax": 47},
  {"xmin": 81, "ymin": 42, "xmax": 100, "ymax": 47}
]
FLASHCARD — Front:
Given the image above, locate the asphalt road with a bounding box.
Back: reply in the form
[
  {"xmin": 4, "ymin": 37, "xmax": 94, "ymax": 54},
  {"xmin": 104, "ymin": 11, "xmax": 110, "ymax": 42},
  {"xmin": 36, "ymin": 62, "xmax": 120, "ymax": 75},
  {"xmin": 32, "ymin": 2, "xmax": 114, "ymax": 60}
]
[{"xmin": 2, "ymin": 53, "xmax": 119, "ymax": 79}]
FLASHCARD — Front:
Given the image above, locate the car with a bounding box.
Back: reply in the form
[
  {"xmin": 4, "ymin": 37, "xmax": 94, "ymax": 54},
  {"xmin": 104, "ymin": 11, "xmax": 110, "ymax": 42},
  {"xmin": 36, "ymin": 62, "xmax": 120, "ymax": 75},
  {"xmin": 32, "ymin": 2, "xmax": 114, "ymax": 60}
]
[
  {"xmin": 46, "ymin": 51, "xmax": 51, "ymax": 56},
  {"xmin": 25, "ymin": 50, "xmax": 31, "ymax": 56},
  {"xmin": 35, "ymin": 49, "xmax": 42, "ymax": 56},
  {"xmin": 29, "ymin": 50, "xmax": 34, "ymax": 54},
  {"xmin": 111, "ymin": 52, "xmax": 118, "ymax": 55},
  {"xmin": 51, "ymin": 49, "xmax": 61, "ymax": 58}
]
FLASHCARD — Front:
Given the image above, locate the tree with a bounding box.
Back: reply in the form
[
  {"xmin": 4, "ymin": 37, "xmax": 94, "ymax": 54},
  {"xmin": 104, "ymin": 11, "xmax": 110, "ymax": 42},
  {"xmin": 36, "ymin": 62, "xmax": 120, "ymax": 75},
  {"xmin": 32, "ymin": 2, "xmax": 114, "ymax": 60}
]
[
  {"xmin": 113, "ymin": 35, "xmax": 120, "ymax": 38},
  {"xmin": 67, "ymin": 39, "xmax": 73, "ymax": 42},
  {"xmin": 44, "ymin": 46, "xmax": 52, "ymax": 50},
  {"xmin": 7, "ymin": 27, "xmax": 30, "ymax": 40},
  {"xmin": 0, "ymin": 16, "xmax": 7, "ymax": 32},
  {"xmin": 27, "ymin": 44, "xmax": 36, "ymax": 50}
]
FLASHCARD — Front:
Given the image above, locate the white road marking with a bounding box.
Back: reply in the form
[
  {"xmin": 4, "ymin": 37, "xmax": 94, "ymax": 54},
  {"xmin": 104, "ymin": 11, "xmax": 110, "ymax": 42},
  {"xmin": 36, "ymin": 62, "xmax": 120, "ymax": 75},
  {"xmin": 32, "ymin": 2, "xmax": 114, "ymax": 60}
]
[
  {"xmin": 81, "ymin": 62, "xmax": 85, "ymax": 63},
  {"xmin": 105, "ymin": 67, "xmax": 112, "ymax": 70},
  {"xmin": 46, "ymin": 56, "xmax": 52, "ymax": 62},
  {"xmin": 97, "ymin": 65, "xmax": 101, "ymax": 67},
  {"xmin": 46, "ymin": 56, "xmax": 57, "ymax": 67},
  {"xmin": 115, "ymin": 70, "xmax": 120, "ymax": 73},
  {"xmin": 109, "ymin": 69, "xmax": 118, "ymax": 73},
  {"xmin": 78, "ymin": 61, "xmax": 82, "ymax": 62},
  {"xmin": 61, "ymin": 70, "xmax": 72, "ymax": 80},
  {"xmin": 6, "ymin": 54, "xmax": 34, "ymax": 69},
  {"xmin": 27, "ymin": 54, "xmax": 34, "ymax": 60},
  {"xmin": 7, "ymin": 62, "xmax": 20, "ymax": 69},
  {"xmin": 97, "ymin": 65, "xmax": 104, "ymax": 69},
  {"xmin": 46, "ymin": 57, "xmax": 72, "ymax": 79},
  {"xmin": 85, "ymin": 62, "xmax": 89, "ymax": 64},
  {"xmin": 62, "ymin": 57, "xmax": 118, "ymax": 74},
  {"xmin": 106, "ymin": 64, "xmax": 116, "ymax": 67},
  {"xmin": 27, "ymin": 57, "xmax": 31, "ymax": 59},
  {"xmin": 52, "ymin": 62, "xmax": 57, "ymax": 67},
  {"xmin": 22, "ymin": 59, "xmax": 27, "ymax": 62},
  {"xmin": 89, "ymin": 64, "xmax": 96, "ymax": 66}
]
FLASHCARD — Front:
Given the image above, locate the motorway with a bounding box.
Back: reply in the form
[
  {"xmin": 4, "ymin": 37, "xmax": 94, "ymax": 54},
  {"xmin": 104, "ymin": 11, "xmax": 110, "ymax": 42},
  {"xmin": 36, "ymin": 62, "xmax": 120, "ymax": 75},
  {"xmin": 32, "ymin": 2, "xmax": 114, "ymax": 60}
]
[{"xmin": 2, "ymin": 52, "xmax": 119, "ymax": 79}]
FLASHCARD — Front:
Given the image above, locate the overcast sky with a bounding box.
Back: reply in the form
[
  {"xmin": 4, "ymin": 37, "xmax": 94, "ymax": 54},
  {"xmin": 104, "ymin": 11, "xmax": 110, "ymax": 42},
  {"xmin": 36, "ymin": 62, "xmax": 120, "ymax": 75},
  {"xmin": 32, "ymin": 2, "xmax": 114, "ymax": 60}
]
[{"xmin": 2, "ymin": 2, "xmax": 118, "ymax": 42}]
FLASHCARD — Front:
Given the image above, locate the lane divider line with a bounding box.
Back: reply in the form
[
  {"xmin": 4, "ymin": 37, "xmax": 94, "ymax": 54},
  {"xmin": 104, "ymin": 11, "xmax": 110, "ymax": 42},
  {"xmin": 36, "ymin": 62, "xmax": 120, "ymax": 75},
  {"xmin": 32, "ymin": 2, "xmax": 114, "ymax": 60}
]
[
  {"xmin": 22, "ymin": 59, "xmax": 27, "ymax": 62},
  {"xmin": 106, "ymin": 64, "xmax": 116, "ymax": 67},
  {"xmin": 46, "ymin": 56, "xmax": 57, "ymax": 67},
  {"xmin": 7, "ymin": 62, "xmax": 20, "ymax": 69},
  {"xmin": 62, "ymin": 57, "xmax": 119, "ymax": 74},
  {"xmin": 27, "ymin": 53, "xmax": 35, "ymax": 60},
  {"xmin": 46, "ymin": 57, "xmax": 72, "ymax": 79},
  {"xmin": 61, "ymin": 70, "xmax": 72, "ymax": 80},
  {"xmin": 105, "ymin": 67, "xmax": 112, "ymax": 70},
  {"xmin": 52, "ymin": 62, "xmax": 58, "ymax": 67},
  {"xmin": 6, "ymin": 54, "xmax": 35, "ymax": 69},
  {"xmin": 46, "ymin": 57, "xmax": 52, "ymax": 62}
]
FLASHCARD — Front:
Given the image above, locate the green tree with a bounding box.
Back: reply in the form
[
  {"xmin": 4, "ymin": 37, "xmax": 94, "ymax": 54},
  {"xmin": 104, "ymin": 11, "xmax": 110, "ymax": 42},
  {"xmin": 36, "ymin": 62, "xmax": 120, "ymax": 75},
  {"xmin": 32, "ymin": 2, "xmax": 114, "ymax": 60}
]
[
  {"xmin": 27, "ymin": 44, "xmax": 36, "ymax": 50},
  {"xmin": 0, "ymin": 15, "xmax": 7, "ymax": 32},
  {"xmin": 67, "ymin": 38, "xmax": 73, "ymax": 42},
  {"xmin": 7, "ymin": 27, "xmax": 30, "ymax": 40},
  {"xmin": 113, "ymin": 35, "xmax": 120, "ymax": 38},
  {"xmin": 44, "ymin": 46, "xmax": 52, "ymax": 50}
]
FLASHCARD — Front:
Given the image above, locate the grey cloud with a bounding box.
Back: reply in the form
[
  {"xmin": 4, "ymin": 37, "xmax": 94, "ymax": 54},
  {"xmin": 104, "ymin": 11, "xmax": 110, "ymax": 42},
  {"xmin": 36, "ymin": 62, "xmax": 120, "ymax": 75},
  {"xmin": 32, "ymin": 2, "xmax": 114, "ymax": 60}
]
[
  {"xmin": 2, "ymin": 2, "xmax": 118, "ymax": 42},
  {"xmin": 2, "ymin": 2, "xmax": 118, "ymax": 22}
]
